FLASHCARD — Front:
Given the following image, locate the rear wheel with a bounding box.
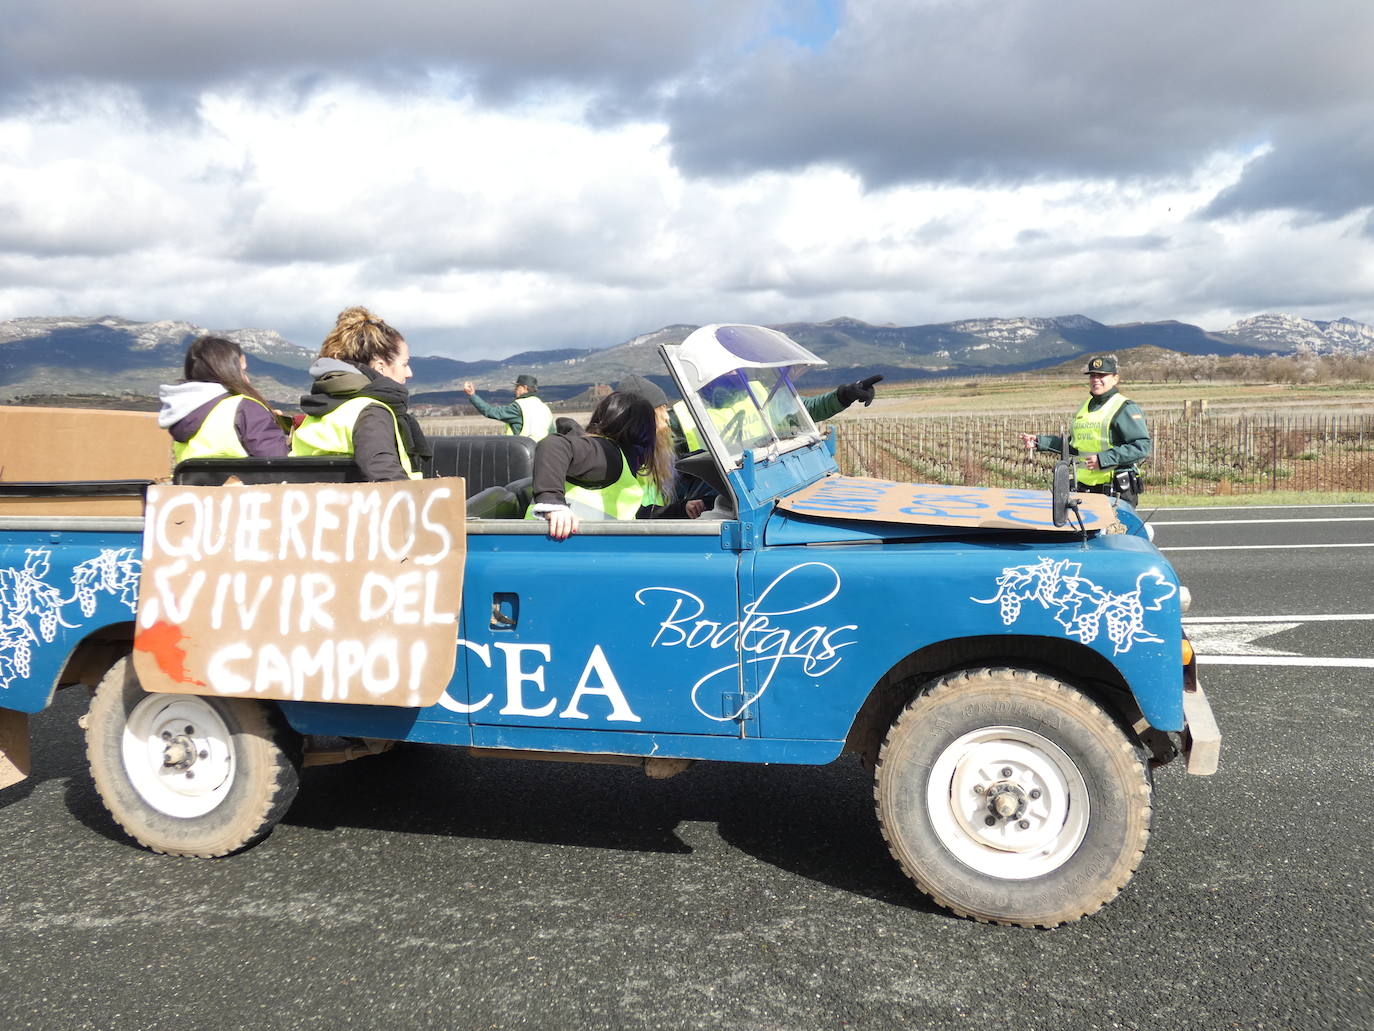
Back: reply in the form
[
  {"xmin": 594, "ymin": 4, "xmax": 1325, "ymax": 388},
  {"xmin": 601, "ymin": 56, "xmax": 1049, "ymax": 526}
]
[
  {"xmin": 875, "ymin": 667, "xmax": 1151, "ymax": 927},
  {"xmin": 85, "ymin": 658, "xmax": 301, "ymax": 857}
]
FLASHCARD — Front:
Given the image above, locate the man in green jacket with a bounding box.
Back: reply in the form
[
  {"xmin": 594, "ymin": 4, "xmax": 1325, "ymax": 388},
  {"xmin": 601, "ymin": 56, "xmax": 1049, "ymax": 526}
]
[
  {"xmin": 1020, "ymin": 354, "xmax": 1151, "ymax": 505},
  {"xmin": 463, "ymin": 373, "xmax": 555, "ymax": 440}
]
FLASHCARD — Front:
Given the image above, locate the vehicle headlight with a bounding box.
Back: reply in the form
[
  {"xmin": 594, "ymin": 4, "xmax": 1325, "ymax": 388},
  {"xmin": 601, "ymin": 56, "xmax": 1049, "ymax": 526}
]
[
  {"xmin": 1179, "ymin": 585, "xmax": 1192, "ymax": 613},
  {"xmin": 1145, "ymin": 522, "xmax": 1156, "ymax": 542}
]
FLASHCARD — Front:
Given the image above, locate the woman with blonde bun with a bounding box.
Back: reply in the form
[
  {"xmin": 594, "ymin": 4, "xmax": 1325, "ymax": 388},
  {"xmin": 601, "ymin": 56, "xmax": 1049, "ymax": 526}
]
[{"xmin": 291, "ymin": 306, "xmax": 431, "ymax": 480}]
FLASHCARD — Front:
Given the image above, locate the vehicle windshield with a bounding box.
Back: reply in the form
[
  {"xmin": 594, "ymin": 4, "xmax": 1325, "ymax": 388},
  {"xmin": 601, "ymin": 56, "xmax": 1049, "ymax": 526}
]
[
  {"xmin": 664, "ymin": 323, "xmax": 828, "ymax": 468},
  {"xmin": 699, "ymin": 364, "xmax": 817, "ymax": 462}
]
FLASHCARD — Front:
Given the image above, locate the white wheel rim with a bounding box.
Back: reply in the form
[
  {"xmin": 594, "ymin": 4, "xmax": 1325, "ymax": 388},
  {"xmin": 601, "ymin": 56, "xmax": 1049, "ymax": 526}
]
[
  {"xmin": 121, "ymin": 695, "xmax": 236, "ymax": 818},
  {"xmin": 926, "ymin": 725, "xmax": 1089, "ymax": 880}
]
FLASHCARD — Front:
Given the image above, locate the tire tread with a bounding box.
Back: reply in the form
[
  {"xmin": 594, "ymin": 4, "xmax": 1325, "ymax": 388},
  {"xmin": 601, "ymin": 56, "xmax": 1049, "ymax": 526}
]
[{"xmin": 874, "ymin": 666, "xmax": 1152, "ymax": 928}]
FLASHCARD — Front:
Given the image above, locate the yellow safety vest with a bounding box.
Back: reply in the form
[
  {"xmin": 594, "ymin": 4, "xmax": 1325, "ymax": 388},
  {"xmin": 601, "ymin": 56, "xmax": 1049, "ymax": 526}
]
[
  {"xmin": 173, "ymin": 395, "xmax": 269, "ymax": 462},
  {"xmin": 703, "ymin": 393, "xmax": 766, "ymax": 449},
  {"xmin": 291, "ymin": 396, "xmax": 421, "ymax": 480},
  {"xmin": 526, "ymin": 442, "xmax": 645, "ymax": 522},
  {"xmin": 1070, "ymin": 394, "xmax": 1129, "ymax": 486},
  {"xmin": 671, "ymin": 401, "xmax": 703, "ymax": 452},
  {"xmin": 510, "ymin": 396, "xmax": 554, "ymax": 441}
]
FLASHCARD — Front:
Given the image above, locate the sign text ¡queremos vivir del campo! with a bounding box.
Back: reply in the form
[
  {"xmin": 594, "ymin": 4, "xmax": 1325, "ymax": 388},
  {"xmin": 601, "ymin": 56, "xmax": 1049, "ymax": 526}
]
[{"xmin": 133, "ymin": 479, "xmax": 466, "ymax": 707}]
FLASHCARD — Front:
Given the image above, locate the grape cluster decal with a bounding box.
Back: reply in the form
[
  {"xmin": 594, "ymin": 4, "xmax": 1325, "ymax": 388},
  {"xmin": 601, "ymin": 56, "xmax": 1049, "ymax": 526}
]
[
  {"xmin": 0, "ymin": 547, "xmax": 140, "ymax": 689},
  {"xmin": 973, "ymin": 556, "xmax": 1177, "ymax": 655}
]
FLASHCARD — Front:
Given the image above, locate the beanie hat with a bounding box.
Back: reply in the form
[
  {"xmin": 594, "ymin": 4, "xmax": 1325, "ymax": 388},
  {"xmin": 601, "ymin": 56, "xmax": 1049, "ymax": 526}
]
[{"xmin": 615, "ymin": 374, "xmax": 669, "ymax": 409}]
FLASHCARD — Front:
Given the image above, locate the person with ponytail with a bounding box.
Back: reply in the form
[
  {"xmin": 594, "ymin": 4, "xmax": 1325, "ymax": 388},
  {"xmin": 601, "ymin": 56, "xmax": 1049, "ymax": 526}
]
[
  {"xmin": 158, "ymin": 335, "xmax": 290, "ymax": 463},
  {"xmin": 291, "ymin": 306, "xmax": 432, "ymax": 481},
  {"xmin": 527, "ymin": 391, "xmax": 675, "ymax": 540}
]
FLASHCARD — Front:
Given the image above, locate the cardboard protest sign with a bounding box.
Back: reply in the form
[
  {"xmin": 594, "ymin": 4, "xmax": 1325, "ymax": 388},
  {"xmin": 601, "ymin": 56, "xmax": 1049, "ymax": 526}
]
[
  {"xmin": 776, "ymin": 475, "xmax": 1119, "ymax": 532},
  {"xmin": 133, "ymin": 479, "xmax": 465, "ymax": 707}
]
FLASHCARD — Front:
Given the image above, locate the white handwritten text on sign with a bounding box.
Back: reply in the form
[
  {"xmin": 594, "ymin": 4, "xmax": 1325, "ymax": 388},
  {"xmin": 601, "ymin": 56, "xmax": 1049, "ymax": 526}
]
[{"xmin": 133, "ymin": 480, "xmax": 465, "ymax": 707}]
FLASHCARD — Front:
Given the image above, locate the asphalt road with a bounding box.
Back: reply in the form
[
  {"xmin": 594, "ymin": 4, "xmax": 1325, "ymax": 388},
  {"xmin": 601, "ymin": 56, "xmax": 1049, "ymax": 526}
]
[{"xmin": 0, "ymin": 506, "xmax": 1370, "ymax": 1031}]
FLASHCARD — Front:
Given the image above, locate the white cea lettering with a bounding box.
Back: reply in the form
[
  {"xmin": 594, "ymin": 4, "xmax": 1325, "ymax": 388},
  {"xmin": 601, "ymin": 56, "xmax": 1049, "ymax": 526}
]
[{"xmin": 442, "ymin": 641, "xmax": 641, "ymax": 723}]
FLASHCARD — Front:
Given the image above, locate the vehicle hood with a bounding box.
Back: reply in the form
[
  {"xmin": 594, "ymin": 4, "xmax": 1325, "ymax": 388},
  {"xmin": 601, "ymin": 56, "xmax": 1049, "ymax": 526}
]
[{"xmin": 764, "ymin": 477, "xmax": 1122, "ymax": 546}]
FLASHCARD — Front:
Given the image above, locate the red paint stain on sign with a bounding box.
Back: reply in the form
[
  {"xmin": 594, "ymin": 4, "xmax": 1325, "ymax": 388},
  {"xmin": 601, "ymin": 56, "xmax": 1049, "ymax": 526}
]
[{"xmin": 134, "ymin": 621, "xmax": 205, "ymax": 687}]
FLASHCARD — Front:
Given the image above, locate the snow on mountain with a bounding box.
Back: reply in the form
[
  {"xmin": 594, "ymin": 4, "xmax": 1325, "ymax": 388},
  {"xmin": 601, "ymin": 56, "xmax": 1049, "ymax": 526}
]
[{"xmin": 1218, "ymin": 313, "xmax": 1374, "ymax": 355}]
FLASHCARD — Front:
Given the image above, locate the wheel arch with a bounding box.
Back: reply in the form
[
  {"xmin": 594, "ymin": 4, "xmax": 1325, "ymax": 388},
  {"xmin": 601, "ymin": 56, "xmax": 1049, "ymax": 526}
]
[
  {"xmin": 843, "ymin": 634, "xmax": 1144, "ymax": 769},
  {"xmin": 53, "ymin": 620, "xmax": 137, "ymax": 699}
]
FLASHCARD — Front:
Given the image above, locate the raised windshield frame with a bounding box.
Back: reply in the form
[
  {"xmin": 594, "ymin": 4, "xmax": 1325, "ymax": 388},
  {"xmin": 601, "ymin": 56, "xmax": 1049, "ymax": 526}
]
[{"xmin": 662, "ymin": 324, "xmax": 827, "ymax": 468}]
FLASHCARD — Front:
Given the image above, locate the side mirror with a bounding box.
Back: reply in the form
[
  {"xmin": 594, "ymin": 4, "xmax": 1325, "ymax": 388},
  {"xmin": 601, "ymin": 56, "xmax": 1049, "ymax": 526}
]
[{"xmin": 1051, "ymin": 461, "xmax": 1075, "ymax": 527}]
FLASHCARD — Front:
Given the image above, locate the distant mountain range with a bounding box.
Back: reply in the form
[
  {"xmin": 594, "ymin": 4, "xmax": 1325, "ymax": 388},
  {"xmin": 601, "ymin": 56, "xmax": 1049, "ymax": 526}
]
[{"xmin": 2, "ymin": 312, "xmax": 1371, "ymax": 408}]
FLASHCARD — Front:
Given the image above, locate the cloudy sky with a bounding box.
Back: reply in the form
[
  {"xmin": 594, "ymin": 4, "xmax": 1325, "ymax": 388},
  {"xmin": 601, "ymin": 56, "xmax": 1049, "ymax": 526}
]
[{"xmin": 2, "ymin": 0, "xmax": 1371, "ymax": 360}]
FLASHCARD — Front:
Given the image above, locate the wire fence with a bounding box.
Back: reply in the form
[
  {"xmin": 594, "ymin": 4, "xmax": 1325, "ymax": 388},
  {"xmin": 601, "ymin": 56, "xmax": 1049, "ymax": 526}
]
[
  {"xmin": 829, "ymin": 412, "xmax": 1374, "ymax": 495},
  {"xmin": 423, "ymin": 412, "xmax": 1374, "ymax": 495}
]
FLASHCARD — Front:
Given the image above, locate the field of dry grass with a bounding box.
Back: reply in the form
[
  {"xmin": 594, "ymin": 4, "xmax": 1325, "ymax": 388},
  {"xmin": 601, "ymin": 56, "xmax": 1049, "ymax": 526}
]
[{"xmin": 846, "ymin": 375, "xmax": 1374, "ymax": 419}]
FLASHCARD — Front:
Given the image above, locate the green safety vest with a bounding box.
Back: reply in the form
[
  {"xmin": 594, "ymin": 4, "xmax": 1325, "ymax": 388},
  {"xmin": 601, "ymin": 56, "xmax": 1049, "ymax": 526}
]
[
  {"xmin": 173, "ymin": 395, "xmax": 267, "ymax": 462},
  {"xmin": 510, "ymin": 396, "xmax": 554, "ymax": 441},
  {"xmin": 291, "ymin": 396, "xmax": 421, "ymax": 480},
  {"xmin": 526, "ymin": 441, "xmax": 645, "ymax": 522},
  {"xmin": 1070, "ymin": 393, "xmax": 1129, "ymax": 486}
]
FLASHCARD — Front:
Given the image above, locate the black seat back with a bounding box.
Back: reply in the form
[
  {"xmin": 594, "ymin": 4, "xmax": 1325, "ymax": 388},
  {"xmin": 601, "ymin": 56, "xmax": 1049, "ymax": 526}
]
[
  {"xmin": 173, "ymin": 457, "xmax": 364, "ymax": 486},
  {"xmin": 428, "ymin": 435, "xmax": 536, "ymax": 496}
]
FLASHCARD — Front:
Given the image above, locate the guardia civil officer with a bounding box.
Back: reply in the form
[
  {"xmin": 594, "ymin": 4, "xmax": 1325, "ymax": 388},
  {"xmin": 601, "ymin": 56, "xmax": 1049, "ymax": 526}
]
[
  {"xmin": 1019, "ymin": 354, "xmax": 1150, "ymax": 505},
  {"xmin": 463, "ymin": 374, "xmax": 555, "ymax": 440}
]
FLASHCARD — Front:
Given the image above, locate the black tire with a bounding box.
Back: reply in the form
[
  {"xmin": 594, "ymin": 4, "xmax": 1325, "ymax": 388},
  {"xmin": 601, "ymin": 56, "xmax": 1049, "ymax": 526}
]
[
  {"xmin": 85, "ymin": 657, "xmax": 302, "ymax": 857},
  {"xmin": 874, "ymin": 667, "xmax": 1151, "ymax": 927}
]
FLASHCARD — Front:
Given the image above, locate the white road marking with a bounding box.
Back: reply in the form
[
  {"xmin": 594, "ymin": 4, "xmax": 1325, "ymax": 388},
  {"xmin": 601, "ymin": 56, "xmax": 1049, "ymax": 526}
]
[
  {"xmin": 1153, "ymin": 517, "xmax": 1374, "ymax": 525},
  {"xmin": 1184, "ymin": 613, "xmax": 1374, "ymax": 666},
  {"xmin": 1196, "ymin": 655, "xmax": 1374, "ymax": 668},
  {"xmin": 1185, "ymin": 622, "xmax": 1298, "ymax": 656},
  {"xmin": 1184, "ymin": 614, "xmax": 1374, "ymax": 623},
  {"xmin": 1161, "ymin": 543, "xmax": 1374, "ymax": 551},
  {"xmin": 1149, "ymin": 504, "xmax": 1374, "ymax": 512}
]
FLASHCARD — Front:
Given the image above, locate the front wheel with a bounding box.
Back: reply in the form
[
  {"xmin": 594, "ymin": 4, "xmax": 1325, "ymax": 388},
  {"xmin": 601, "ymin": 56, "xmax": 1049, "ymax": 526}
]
[
  {"xmin": 85, "ymin": 658, "xmax": 302, "ymax": 857},
  {"xmin": 875, "ymin": 667, "xmax": 1151, "ymax": 927}
]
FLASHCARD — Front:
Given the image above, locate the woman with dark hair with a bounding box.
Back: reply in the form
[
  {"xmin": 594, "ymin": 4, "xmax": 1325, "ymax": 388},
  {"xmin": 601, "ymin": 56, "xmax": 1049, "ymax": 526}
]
[
  {"xmin": 291, "ymin": 306, "xmax": 431, "ymax": 481},
  {"xmin": 528, "ymin": 391, "xmax": 675, "ymax": 540},
  {"xmin": 158, "ymin": 335, "xmax": 290, "ymax": 462}
]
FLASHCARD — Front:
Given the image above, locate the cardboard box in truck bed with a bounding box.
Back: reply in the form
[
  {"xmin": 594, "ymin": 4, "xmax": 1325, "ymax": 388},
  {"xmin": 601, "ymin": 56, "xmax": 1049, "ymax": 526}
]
[{"xmin": 0, "ymin": 406, "xmax": 169, "ymax": 516}]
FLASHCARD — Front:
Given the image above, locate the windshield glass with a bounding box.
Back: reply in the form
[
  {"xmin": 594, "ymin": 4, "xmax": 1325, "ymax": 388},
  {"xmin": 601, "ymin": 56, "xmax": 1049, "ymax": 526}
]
[{"xmin": 699, "ymin": 365, "xmax": 817, "ymax": 462}]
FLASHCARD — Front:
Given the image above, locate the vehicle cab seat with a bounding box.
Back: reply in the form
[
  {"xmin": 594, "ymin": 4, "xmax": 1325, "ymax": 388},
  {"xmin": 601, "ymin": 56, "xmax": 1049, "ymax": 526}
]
[{"xmin": 427, "ymin": 435, "xmax": 536, "ymax": 496}]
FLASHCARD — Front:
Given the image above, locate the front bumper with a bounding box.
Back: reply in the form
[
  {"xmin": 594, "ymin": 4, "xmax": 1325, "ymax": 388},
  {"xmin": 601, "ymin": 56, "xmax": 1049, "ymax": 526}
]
[{"xmin": 1180, "ymin": 656, "xmax": 1221, "ymax": 775}]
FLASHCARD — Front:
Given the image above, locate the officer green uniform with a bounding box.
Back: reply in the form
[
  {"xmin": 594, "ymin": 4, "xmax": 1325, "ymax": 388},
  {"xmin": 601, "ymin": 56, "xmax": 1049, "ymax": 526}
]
[
  {"xmin": 1032, "ymin": 355, "xmax": 1150, "ymax": 504},
  {"xmin": 468, "ymin": 374, "xmax": 555, "ymax": 440},
  {"xmin": 669, "ymin": 379, "xmax": 879, "ymax": 456}
]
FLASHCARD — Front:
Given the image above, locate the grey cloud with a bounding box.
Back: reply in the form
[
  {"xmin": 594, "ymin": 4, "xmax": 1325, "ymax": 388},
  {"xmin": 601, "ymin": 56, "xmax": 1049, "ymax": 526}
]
[
  {"xmin": 1203, "ymin": 114, "xmax": 1374, "ymax": 219},
  {"xmin": 663, "ymin": 0, "xmax": 1374, "ymax": 214},
  {"xmin": 0, "ymin": 0, "xmax": 766, "ymax": 104}
]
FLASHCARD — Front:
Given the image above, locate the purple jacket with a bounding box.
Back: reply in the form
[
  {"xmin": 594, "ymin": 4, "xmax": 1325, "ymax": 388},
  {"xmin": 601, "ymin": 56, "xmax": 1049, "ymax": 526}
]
[{"xmin": 157, "ymin": 381, "xmax": 289, "ymax": 458}]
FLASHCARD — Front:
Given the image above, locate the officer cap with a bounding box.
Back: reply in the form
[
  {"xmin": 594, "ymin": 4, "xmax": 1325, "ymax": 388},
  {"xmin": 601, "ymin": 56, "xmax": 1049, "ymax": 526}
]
[
  {"xmin": 515, "ymin": 374, "xmax": 539, "ymax": 390},
  {"xmin": 1083, "ymin": 355, "xmax": 1118, "ymax": 375}
]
